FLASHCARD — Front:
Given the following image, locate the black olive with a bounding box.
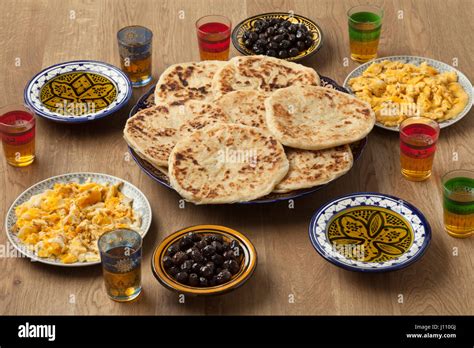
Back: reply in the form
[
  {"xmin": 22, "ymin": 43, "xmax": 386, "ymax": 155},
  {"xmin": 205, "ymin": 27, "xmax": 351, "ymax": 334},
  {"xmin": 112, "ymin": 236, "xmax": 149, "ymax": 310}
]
[
  {"xmin": 185, "ymin": 247, "xmax": 196, "ymax": 257},
  {"xmin": 288, "ymin": 24, "xmax": 298, "ymax": 34},
  {"xmin": 202, "ymin": 245, "xmax": 216, "ymax": 257},
  {"xmin": 223, "ymin": 259, "xmax": 240, "ymax": 274},
  {"xmin": 296, "ymin": 41, "xmax": 306, "ymax": 50},
  {"xmin": 172, "ymin": 251, "xmax": 188, "ymax": 265},
  {"xmin": 163, "ymin": 256, "xmax": 173, "ymax": 269},
  {"xmin": 199, "ymin": 265, "xmax": 213, "ymax": 278},
  {"xmin": 216, "ymin": 270, "xmax": 232, "ymax": 284},
  {"xmin": 304, "ymin": 37, "xmax": 313, "ymax": 48},
  {"xmin": 282, "ymin": 20, "xmax": 292, "ymax": 28},
  {"xmin": 249, "ymin": 32, "xmax": 258, "ymax": 41},
  {"xmin": 209, "ymin": 276, "xmax": 218, "ymax": 286},
  {"xmin": 252, "ymin": 45, "xmax": 263, "ymax": 54},
  {"xmin": 190, "ymin": 249, "xmax": 203, "ymax": 263},
  {"xmin": 189, "ymin": 273, "xmax": 199, "ymax": 287},
  {"xmin": 211, "ymin": 235, "xmax": 224, "ymax": 243},
  {"xmin": 288, "ymin": 34, "xmax": 296, "ymax": 42},
  {"xmin": 266, "ymin": 49, "xmax": 277, "ymax": 57},
  {"xmin": 223, "ymin": 250, "xmax": 236, "ymax": 260},
  {"xmin": 279, "ymin": 40, "xmax": 291, "ymax": 49},
  {"xmin": 273, "ymin": 34, "xmax": 284, "ymax": 43},
  {"xmin": 255, "ymin": 39, "xmax": 267, "ymax": 47},
  {"xmin": 277, "ymin": 27, "xmax": 287, "ymax": 35},
  {"xmin": 211, "ymin": 241, "xmax": 224, "ymax": 254},
  {"xmin": 175, "ymin": 272, "xmax": 189, "ymax": 284},
  {"xmin": 243, "ymin": 31, "xmax": 250, "ymax": 40},
  {"xmin": 222, "ymin": 242, "xmax": 230, "ymax": 251},
  {"xmin": 179, "ymin": 236, "xmax": 193, "ymax": 251},
  {"xmin": 266, "ymin": 27, "xmax": 275, "ymax": 35},
  {"xmin": 299, "ymin": 23, "xmax": 308, "ymax": 32},
  {"xmin": 289, "ymin": 47, "xmax": 300, "ymax": 57},
  {"xmin": 267, "ymin": 41, "xmax": 278, "ymax": 49},
  {"xmin": 258, "ymin": 33, "xmax": 267, "ymax": 41},
  {"xmin": 180, "ymin": 259, "xmax": 193, "ymax": 272},
  {"xmin": 167, "ymin": 266, "xmax": 179, "ymax": 276},
  {"xmin": 269, "ymin": 18, "xmax": 279, "ymax": 26},
  {"xmin": 195, "ymin": 240, "xmax": 207, "ymax": 250},
  {"xmin": 166, "ymin": 245, "xmax": 179, "ymax": 256},
  {"xmin": 295, "ymin": 30, "xmax": 305, "ymax": 39},
  {"xmin": 199, "ymin": 277, "xmax": 208, "ymax": 287},
  {"xmin": 191, "ymin": 233, "xmax": 202, "ymax": 242},
  {"xmin": 278, "ymin": 50, "xmax": 289, "ymax": 58},
  {"xmin": 191, "ymin": 262, "xmax": 201, "ymax": 273}
]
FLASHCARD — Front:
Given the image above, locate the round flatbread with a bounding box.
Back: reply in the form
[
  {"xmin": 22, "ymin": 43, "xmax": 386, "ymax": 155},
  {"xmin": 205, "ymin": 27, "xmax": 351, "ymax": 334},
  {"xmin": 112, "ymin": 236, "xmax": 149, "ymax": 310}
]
[
  {"xmin": 168, "ymin": 123, "xmax": 289, "ymax": 204},
  {"xmin": 124, "ymin": 101, "xmax": 229, "ymax": 167},
  {"xmin": 211, "ymin": 55, "xmax": 320, "ymax": 98},
  {"xmin": 265, "ymin": 85, "xmax": 375, "ymax": 150},
  {"xmin": 215, "ymin": 90, "xmax": 269, "ymax": 129},
  {"xmin": 273, "ymin": 145, "xmax": 353, "ymax": 193},
  {"xmin": 155, "ymin": 61, "xmax": 226, "ymax": 105}
]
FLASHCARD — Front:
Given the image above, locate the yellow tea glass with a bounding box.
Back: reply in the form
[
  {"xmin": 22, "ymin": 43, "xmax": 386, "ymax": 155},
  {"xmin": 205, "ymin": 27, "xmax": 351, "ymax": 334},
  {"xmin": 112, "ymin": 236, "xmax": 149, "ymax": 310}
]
[
  {"xmin": 98, "ymin": 229, "xmax": 142, "ymax": 302},
  {"xmin": 348, "ymin": 5, "xmax": 383, "ymax": 62},
  {"xmin": 400, "ymin": 117, "xmax": 440, "ymax": 181},
  {"xmin": 442, "ymin": 170, "xmax": 474, "ymax": 238},
  {"xmin": 0, "ymin": 105, "xmax": 36, "ymax": 167}
]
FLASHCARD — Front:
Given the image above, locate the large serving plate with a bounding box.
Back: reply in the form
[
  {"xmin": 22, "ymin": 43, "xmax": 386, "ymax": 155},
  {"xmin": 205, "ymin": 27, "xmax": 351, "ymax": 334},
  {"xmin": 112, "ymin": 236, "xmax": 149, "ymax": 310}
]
[
  {"xmin": 24, "ymin": 60, "xmax": 132, "ymax": 123},
  {"xmin": 343, "ymin": 55, "xmax": 473, "ymax": 131},
  {"xmin": 309, "ymin": 193, "xmax": 431, "ymax": 272},
  {"xmin": 231, "ymin": 12, "xmax": 323, "ymax": 62},
  {"xmin": 128, "ymin": 76, "xmax": 368, "ymax": 204},
  {"xmin": 5, "ymin": 172, "xmax": 152, "ymax": 267}
]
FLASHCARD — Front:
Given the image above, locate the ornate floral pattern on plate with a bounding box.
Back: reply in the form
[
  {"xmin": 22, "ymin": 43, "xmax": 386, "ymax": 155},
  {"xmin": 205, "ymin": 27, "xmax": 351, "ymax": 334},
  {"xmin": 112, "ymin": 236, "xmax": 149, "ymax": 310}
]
[
  {"xmin": 24, "ymin": 60, "xmax": 132, "ymax": 123},
  {"xmin": 309, "ymin": 193, "xmax": 431, "ymax": 272}
]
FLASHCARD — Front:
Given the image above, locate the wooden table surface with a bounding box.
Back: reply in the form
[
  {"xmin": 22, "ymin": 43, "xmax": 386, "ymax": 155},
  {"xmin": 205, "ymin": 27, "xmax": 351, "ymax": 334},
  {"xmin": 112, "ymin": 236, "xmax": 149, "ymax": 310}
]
[{"xmin": 0, "ymin": 0, "xmax": 473, "ymax": 315}]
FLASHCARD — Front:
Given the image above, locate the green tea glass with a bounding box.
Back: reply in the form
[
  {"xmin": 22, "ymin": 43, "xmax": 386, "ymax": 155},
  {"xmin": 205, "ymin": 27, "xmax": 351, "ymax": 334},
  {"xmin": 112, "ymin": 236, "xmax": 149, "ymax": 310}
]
[
  {"xmin": 442, "ymin": 170, "xmax": 474, "ymax": 238},
  {"xmin": 348, "ymin": 5, "xmax": 383, "ymax": 62}
]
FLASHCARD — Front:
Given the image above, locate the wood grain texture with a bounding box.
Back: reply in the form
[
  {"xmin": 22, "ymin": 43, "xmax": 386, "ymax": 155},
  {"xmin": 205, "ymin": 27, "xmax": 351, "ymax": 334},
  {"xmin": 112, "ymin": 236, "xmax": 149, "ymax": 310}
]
[{"xmin": 0, "ymin": 0, "xmax": 473, "ymax": 315}]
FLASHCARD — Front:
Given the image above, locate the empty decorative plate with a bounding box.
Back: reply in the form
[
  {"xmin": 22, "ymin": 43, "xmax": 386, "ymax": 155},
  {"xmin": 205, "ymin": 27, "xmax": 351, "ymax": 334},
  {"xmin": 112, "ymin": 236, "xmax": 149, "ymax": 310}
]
[
  {"xmin": 24, "ymin": 60, "xmax": 132, "ymax": 123},
  {"xmin": 309, "ymin": 193, "xmax": 431, "ymax": 272}
]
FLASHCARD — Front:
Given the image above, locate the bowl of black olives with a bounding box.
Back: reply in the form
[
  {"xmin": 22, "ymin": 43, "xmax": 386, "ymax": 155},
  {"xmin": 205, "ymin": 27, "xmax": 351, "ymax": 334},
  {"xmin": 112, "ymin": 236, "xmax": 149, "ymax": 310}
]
[
  {"xmin": 232, "ymin": 12, "xmax": 323, "ymax": 61},
  {"xmin": 152, "ymin": 225, "xmax": 257, "ymax": 296}
]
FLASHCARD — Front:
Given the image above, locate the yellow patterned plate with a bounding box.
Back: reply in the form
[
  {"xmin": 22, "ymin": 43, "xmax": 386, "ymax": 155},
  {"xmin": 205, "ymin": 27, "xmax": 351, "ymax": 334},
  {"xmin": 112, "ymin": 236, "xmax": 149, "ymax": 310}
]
[
  {"xmin": 309, "ymin": 193, "xmax": 431, "ymax": 272},
  {"xmin": 232, "ymin": 12, "xmax": 323, "ymax": 62},
  {"xmin": 24, "ymin": 60, "xmax": 132, "ymax": 123},
  {"xmin": 152, "ymin": 225, "xmax": 257, "ymax": 296}
]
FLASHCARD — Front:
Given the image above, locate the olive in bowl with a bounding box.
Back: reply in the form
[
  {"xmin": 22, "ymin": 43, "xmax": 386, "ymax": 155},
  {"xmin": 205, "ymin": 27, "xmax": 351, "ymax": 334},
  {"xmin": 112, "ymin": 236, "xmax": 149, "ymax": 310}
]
[{"xmin": 152, "ymin": 225, "xmax": 257, "ymax": 296}]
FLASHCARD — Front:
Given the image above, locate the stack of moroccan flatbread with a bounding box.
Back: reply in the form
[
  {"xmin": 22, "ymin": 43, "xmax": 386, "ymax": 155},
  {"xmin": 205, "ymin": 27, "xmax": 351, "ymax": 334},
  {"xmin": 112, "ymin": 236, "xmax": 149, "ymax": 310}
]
[{"xmin": 124, "ymin": 55, "xmax": 375, "ymax": 204}]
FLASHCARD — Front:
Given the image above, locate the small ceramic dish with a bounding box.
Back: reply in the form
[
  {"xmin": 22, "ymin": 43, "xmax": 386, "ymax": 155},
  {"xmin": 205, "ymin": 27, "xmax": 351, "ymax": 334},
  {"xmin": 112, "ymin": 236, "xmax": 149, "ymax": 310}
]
[
  {"xmin": 24, "ymin": 60, "xmax": 132, "ymax": 123},
  {"xmin": 152, "ymin": 225, "xmax": 257, "ymax": 296},
  {"xmin": 232, "ymin": 12, "xmax": 323, "ymax": 62},
  {"xmin": 309, "ymin": 193, "xmax": 431, "ymax": 272}
]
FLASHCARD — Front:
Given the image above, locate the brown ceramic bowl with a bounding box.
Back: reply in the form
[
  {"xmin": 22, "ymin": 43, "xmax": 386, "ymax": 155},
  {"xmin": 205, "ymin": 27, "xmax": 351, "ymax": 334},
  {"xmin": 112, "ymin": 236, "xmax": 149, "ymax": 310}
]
[{"xmin": 152, "ymin": 225, "xmax": 257, "ymax": 296}]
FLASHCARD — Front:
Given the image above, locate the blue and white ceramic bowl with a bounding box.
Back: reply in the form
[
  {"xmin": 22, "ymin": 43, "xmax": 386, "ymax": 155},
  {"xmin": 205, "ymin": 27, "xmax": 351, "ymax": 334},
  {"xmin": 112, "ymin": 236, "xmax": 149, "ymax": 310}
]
[
  {"xmin": 24, "ymin": 60, "xmax": 132, "ymax": 123},
  {"xmin": 309, "ymin": 193, "xmax": 431, "ymax": 272},
  {"xmin": 5, "ymin": 172, "xmax": 152, "ymax": 267},
  {"xmin": 343, "ymin": 55, "xmax": 473, "ymax": 131}
]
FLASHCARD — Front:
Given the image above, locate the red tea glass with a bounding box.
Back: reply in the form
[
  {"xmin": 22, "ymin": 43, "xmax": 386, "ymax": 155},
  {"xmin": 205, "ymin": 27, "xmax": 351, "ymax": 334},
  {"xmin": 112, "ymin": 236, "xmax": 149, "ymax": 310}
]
[
  {"xmin": 399, "ymin": 117, "xmax": 440, "ymax": 181},
  {"xmin": 0, "ymin": 105, "xmax": 36, "ymax": 167},
  {"xmin": 196, "ymin": 15, "xmax": 231, "ymax": 61}
]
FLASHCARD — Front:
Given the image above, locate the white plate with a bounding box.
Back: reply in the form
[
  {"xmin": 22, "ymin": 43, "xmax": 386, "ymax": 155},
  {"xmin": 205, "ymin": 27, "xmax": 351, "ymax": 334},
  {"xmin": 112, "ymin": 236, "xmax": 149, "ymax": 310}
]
[
  {"xmin": 5, "ymin": 172, "xmax": 152, "ymax": 267},
  {"xmin": 343, "ymin": 55, "xmax": 473, "ymax": 131}
]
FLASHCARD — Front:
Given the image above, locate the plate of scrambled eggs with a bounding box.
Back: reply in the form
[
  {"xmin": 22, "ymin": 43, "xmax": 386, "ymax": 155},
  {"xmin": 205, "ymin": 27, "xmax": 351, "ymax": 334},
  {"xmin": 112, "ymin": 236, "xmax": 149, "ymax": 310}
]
[
  {"xmin": 344, "ymin": 56, "xmax": 472, "ymax": 131},
  {"xmin": 5, "ymin": 173, "xmax": 152, "ymax": 266}
]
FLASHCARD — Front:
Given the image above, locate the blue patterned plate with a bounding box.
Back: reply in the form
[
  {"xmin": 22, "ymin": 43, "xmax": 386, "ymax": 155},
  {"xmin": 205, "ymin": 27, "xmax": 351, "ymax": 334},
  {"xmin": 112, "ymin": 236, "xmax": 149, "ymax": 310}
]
[
  {"xmin": 343, "ymin": 56, "xmax": 473, "ymax": 131},
  {"xmin": 309, "ymin": 193, "xmax": 431, "ymax": 272},
  {"xmin": 24, "ymin": 60, "xmax": 132, "ymax": 123},
  {"xmin": 5, "ymin": 172, "xmax": 152, "ymax": 267},
  {"xmin": 128, "ymin": 76, "xmax": 367, "ymax": 204}
]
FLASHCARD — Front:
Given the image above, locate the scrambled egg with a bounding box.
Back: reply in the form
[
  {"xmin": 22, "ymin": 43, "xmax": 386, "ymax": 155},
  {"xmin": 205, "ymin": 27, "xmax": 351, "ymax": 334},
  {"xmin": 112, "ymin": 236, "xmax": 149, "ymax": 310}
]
[
  {"xmin": 348, "ymin": 60, "xmax": 468, "ymax": 127},
  {"xmin": 13, "ymin": 180, "xmax": 141, "ymax": 263}
]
